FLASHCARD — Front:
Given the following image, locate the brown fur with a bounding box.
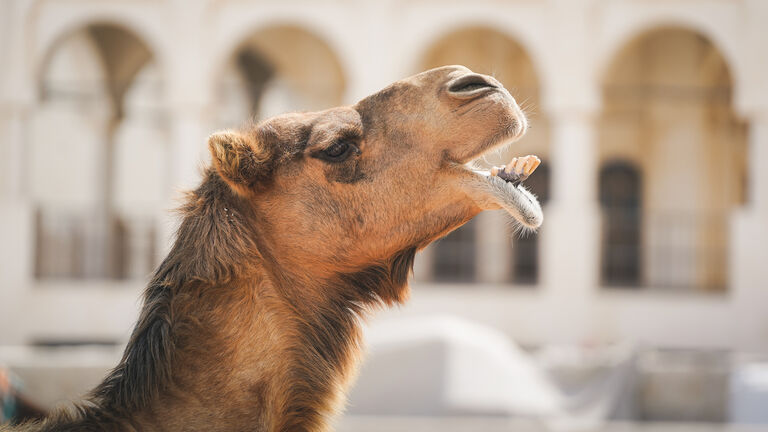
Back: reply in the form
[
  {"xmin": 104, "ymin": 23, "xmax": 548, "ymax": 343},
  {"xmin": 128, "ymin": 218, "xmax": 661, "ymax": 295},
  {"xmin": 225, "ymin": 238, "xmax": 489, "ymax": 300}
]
[{"xmin": 5, "ymin": 66, "xmax": 528, "ymax": 432}]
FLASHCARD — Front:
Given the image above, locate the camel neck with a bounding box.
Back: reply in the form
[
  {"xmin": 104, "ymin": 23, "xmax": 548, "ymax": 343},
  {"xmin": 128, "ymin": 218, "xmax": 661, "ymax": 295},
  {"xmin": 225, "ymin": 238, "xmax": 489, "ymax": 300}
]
[
  {"xmin": 36, "ymin": 239, "xmax": 416, "ymax": 432},
  {"xmin": 114, "ymin": 274, "xmax": 365, "ymax": 432}
]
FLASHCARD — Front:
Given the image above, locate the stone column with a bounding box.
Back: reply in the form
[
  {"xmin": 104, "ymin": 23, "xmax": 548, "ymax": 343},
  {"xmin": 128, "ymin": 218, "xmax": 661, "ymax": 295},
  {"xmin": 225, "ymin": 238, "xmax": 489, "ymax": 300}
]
[
  {"xmin": 0, "ymin": 104, "xmax": 35, "ymax": 345},
  {"xmin": 88, "ymin": 114, "xmax": 118, "ymax": 278},
  {"xmin": 732, "ymin": 110, "xmax": 768, "ymax": 351},
  {"xmin": 746, "ymin": 113, "xmax": 768, "ymax": 213},
  {"xmin": 540, "ymin": 108, "xmax": 601, "ymax": 341},
  {"xmin": 535, "ymin": 0, "xmax": 603, "ymax": 343},
  {"xmin": 343, "ymin": 0, "xmax": 399, "ymax": 103},
  {"xmin": 0, "ymin": 0, "xmax": 37, "ymax": 344},
  {"xmin": 161, "ymin": 0, "xmax": 209, "ymax": 255},
  {"xmin": 476, "ymin": 211, "xmax": 513, "ymax": 284},
  {"xmin": 153, "ymin": 104, "xmax": 208, "ymax": 259},
  {"xmin": 0, "ymin": 0, "xmax": 35, "ymax": 200},
  {"xmin": 0, "ymin": 104, "xmax": 28, "ymax": 199},
  {"xmin": 155, "ymin": 0, "xmax": 210, "ymax": 258},
  {"xmin": 168, "ymin": 106, "xmax": 208, "ymax": 190},
  {"xmin": 412, "ymin": 246, "xmax": 434, "ymax": 283}
]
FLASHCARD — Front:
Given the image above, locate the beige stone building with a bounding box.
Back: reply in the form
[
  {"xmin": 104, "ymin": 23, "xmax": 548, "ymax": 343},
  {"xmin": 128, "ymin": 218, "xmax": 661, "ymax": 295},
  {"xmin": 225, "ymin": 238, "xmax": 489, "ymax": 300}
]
[{"xmin": 1, "ymin": 0, "xmax": 767, "ymax": 358}]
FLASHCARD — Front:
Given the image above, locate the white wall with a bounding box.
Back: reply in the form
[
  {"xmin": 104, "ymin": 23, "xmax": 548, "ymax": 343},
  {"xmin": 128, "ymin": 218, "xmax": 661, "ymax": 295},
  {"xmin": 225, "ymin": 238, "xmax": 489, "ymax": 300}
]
[{"xmin": 0, "ymin": 0, "xmax": 766, "ymax": 352}]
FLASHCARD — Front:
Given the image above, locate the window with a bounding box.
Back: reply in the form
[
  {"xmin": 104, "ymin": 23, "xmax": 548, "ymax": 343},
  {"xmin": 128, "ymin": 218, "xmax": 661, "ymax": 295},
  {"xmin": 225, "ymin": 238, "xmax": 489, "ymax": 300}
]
[
  {"xmin": 432, "ymin": 218, "xmax": 477, "ymax": 282},
  {"xmin": 600, "ymin": 161, "xmax": 642, "ymax": 287}
]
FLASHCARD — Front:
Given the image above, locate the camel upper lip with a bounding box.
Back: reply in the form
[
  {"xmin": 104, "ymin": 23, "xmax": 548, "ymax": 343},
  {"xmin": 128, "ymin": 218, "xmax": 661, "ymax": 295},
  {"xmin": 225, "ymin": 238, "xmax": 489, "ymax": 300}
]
[{"xmin": 449, "ymin": 120, "xmax": 522, "ymax": 165}]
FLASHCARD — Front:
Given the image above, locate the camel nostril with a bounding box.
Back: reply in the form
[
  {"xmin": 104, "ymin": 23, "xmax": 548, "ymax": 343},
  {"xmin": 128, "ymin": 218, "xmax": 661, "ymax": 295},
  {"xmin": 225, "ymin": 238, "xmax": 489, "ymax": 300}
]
[{"xmin": 447, "ymin": 74, "xmax": 497, "ymax": 95}]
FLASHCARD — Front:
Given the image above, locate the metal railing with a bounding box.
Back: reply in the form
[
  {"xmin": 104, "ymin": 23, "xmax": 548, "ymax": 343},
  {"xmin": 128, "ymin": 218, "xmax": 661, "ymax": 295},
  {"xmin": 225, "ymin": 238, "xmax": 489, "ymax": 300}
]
[{"xmin": 601, "ymin": 208, "xmax": 729, "ymax": 291}]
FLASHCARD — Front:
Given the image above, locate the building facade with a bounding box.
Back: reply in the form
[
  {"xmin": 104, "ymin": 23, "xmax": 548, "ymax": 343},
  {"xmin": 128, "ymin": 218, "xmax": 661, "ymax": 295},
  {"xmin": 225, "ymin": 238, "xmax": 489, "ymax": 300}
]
[{"xmin": 1, "ymin": 0, "xmax": 767, "ymax": 352}]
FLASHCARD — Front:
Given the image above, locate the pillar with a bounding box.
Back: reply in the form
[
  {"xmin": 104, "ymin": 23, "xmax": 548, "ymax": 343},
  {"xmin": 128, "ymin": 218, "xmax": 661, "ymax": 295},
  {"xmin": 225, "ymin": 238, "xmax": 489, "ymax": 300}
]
[
  {"xmin": 0, "ymin": 0, "xmax": 37, "ymax": 344},
  {"xmin": 542, "ymin": 109, "xmax": 601, "ymax": 305},
  {"xmin": 732, "ymin": 110, "xmax": 768, "ymax": 351}
]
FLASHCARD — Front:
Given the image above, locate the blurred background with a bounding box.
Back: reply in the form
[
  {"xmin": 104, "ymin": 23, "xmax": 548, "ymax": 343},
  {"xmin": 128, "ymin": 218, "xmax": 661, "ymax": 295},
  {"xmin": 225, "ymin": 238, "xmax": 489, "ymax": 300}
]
[{"xmin": 1, "ymin": 0, "xmax": 767, "ymax": 430}]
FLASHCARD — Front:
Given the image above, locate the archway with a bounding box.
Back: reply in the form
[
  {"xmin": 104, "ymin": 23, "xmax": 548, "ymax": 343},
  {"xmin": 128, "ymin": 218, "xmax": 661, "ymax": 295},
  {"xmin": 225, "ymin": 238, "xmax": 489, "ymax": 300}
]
[
  {"xmin": 214, "ymin": 25, "xmax": 346, "ymax": 128},
  {"xmin": 32, "ymin": 24, "xmax": 166, "ymax": 279},
  {"xmin": 598, "ymin": 27, "xmax": 747, "ymax": 291}
]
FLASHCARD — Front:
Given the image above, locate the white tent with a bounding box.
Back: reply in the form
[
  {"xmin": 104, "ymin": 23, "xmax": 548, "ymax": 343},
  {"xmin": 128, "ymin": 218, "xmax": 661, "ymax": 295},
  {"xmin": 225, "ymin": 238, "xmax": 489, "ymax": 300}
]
[
  {"xmin": 346, "ymin": 315, "xmax": 638, "ymax": 430},
  {"xmin": 347, "ymin": 316, "xmax": 564, "ymax": 417}
]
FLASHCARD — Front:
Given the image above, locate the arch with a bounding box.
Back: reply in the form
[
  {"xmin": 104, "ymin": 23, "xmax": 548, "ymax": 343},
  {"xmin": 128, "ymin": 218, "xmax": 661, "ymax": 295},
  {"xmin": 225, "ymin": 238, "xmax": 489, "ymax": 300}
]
[
  {"xmin": 602, "ymin": 26, "xmax": 735, "ymax": 96},
  {"xmin": 417, "ymin": 24, "xmax": 545, "ymax": 104},
  {"xmin": 206, "ymin": 9, "xmax": 354, "ymax": 104},
  {"xmin": 212, "ymin": 24, "xmax": 347, "ymax": 126},
  {"xmin": 36, "ymin": 22, "xmax": 159, "ymax": 112},
  {"xmin": 598, "ymin": 26, "xmax": 746, "ymax": 291},
  {"xmin": 407, "ymin": 16, "xmax": 549, "ymax": 96},
  {"xmin": 32, "ymin": 20, "xmax": 167, "ymax": 280},
  {"xmin": 597, "ymin": 21, "xmax": 743, "ymax": 103},
  {"xmin": 32, "ymin": 5, "xmax": 170, "ymax": 90}
]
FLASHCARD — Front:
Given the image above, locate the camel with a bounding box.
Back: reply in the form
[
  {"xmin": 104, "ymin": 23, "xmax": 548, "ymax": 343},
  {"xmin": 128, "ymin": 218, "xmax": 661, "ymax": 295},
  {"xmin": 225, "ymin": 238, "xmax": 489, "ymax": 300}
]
[{"xmin": 6, "ymin": 65, "xmax": 543, "ymax": 432}]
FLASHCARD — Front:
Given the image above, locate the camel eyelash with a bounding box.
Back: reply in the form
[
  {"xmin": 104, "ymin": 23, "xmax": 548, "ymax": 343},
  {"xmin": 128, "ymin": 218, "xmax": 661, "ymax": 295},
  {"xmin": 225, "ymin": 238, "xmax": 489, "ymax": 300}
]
[{"xmin": 312, "ymin": 140, "xmax": 360, "ymax": 163}]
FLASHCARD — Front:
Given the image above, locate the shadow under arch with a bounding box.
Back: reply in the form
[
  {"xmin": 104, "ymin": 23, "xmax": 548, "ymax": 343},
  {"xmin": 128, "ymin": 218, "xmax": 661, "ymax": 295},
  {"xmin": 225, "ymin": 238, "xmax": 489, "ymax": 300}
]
[
  {"xmin": 417, "ymin": 26, "xmax": 550, "ymax": 286},
  {"xmin": 214, "ymin": 24, "xmax": 347, "ymax": 127},
  {"xmin": 598, "ymin": 26, "xmax": 747, "ymax": 292}
]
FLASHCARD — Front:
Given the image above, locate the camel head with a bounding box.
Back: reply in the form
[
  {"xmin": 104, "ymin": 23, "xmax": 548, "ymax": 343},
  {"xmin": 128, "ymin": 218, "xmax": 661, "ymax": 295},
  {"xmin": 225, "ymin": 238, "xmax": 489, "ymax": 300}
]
[{"xmin": 208, "ymin": 65, "xmax": 542, "ymax": 301}]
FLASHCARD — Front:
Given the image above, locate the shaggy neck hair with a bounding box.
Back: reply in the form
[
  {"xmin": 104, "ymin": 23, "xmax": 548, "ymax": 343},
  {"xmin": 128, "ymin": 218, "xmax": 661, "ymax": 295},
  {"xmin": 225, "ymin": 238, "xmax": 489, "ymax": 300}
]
[{"xmin": 16, "ymin": 169, "xmax": 416, "ymax": 432}]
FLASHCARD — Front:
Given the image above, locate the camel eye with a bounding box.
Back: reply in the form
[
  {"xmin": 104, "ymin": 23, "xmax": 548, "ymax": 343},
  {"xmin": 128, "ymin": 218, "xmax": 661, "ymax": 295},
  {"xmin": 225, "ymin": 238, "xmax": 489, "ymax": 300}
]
[
  {"xmin": 317, "ymin": 140, "xmax": 358, "ymax": 162},
  {"xmin": 326, "ymin": 141, "xmax": 348, "ymax": 157}
]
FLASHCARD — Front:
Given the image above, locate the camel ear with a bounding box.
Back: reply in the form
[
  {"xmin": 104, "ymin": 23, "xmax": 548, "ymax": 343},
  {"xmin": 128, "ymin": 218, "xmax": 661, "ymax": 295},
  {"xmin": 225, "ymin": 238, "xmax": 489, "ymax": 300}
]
[{"xmin": 208, "ymin": 130, "xmax": 272, "ymax": 194}]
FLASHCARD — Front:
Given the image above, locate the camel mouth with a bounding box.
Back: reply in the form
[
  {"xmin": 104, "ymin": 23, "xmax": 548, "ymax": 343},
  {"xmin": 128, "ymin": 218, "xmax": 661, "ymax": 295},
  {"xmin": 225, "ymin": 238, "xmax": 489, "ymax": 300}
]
[
  {"xmin": 443, "ymin": 74, "xmax": 541, "ymax": 228},
  {"xmin": 463, "ymin": 165, "xmax": 544, "ymax": 229},
  {"xmin": 448, "ymin": 112, "xmax": 527, "ymax": 165},
  {"xmin": 451, "ymin": 137, "xmax": 542, "ymax": 229}
]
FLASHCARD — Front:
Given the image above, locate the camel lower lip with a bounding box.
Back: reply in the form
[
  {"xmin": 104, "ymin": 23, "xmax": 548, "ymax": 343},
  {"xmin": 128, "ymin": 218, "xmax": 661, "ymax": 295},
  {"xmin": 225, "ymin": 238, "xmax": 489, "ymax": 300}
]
[{"xmin": 464, "ymin": 167, "xmax": 544, "ymax": 229}]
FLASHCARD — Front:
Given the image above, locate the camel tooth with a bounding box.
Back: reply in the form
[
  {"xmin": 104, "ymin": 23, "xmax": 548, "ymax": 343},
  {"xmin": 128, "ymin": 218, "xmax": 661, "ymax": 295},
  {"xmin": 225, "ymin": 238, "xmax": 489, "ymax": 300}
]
[
  {"xmin": 505, "ymin": 158, "xmax": 518, "ymax": 172},
  {"xmin": 530, "ymin": 157, "xmax": 541, "ymax": 174},
  {"xmin": 523, "ymin": 157, "xmax": 537, "ymax": 175},
  {"xmin": 490, "ymin": 166, "xmax": 500, "ymax": 176},
  {"xmin": 514, "ymin": 157, "xmax": 527, "ymax": 174}
]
